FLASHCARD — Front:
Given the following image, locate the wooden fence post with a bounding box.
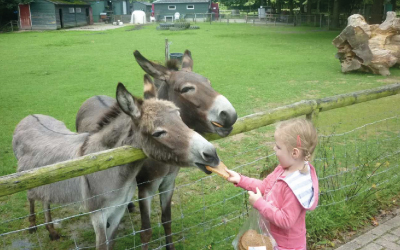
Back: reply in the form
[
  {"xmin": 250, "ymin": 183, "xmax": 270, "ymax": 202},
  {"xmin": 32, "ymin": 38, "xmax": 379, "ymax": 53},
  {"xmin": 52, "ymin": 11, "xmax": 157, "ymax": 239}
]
[{"xmin": 306, "ymin": 109, "xmax": 319, "ymax": 125}]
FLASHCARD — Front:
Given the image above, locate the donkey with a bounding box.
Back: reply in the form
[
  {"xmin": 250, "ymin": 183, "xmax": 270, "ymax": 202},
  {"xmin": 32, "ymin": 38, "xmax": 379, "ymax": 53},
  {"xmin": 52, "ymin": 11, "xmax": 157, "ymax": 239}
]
[
  {"xmin": 13, "ymin": 81, "xmax": 219, "ymax": 250},
  {"xmin": 75, "ymin": 50, "xmax": 237, "ymax": 250}
]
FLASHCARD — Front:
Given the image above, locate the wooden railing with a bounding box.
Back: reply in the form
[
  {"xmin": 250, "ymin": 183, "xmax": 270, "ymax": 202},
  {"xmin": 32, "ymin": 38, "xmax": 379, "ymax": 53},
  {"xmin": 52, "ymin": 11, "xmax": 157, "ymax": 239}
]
[{"xmin": 0, "ymin": 83, "xmax": 399, "ymax": 197}]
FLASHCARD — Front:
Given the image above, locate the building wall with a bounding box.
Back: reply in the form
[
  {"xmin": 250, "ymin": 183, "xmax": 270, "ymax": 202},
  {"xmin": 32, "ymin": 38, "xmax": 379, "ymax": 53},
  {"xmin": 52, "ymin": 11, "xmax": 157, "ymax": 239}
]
[
  {"xmin": 90, "ymin": 1, "xmax": 106, "ymax": 22},
  {"xmin": 30, "ymin": 0, "xmax": 57, "ymax": 30},
  {"xmin": 133, "ymin": 2, "xmax": 151, "ymax": 13},
  {"xmin": 154, "ymin": 2, "xmax": 210, "ymax": 21},
  {"xmin": 56, "ymin": 5, "xmax": 89, "ymax": 29}
]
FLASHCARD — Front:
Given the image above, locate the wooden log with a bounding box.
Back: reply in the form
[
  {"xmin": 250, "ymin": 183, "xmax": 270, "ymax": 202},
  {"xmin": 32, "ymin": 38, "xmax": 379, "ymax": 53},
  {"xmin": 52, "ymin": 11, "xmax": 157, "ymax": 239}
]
[
  {"xmin": 333, "ymin": 12, "xmax": 400, "ymax": 76},
  {"xmin": 317, "ymin": 83, "xmax": 400, "ymax": 112},
  {"xmin": 0, "ymin": 146, "xmax": 146, "ymax": 197},
  {"xmin": 1, "ymin": 83, "xmax": 400, "ymax": 197}
]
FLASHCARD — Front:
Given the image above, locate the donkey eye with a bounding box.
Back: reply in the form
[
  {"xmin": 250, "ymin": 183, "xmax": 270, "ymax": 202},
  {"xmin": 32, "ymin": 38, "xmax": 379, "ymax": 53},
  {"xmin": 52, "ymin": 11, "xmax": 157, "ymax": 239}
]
[
  {"xmin": 181, "ymin": 86, "xmax": 195, "ymax": 93},
  {"xmin": 152, "ymin": 130, "xmax": 166, "ymax": 138}
]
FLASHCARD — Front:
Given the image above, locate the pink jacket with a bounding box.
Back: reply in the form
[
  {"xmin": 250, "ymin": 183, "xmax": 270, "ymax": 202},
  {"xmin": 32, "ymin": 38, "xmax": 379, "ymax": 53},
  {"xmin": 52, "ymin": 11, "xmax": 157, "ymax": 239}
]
[{"xmin": 236, "ymin": 164, "xmax": 319, "ymax": 249}]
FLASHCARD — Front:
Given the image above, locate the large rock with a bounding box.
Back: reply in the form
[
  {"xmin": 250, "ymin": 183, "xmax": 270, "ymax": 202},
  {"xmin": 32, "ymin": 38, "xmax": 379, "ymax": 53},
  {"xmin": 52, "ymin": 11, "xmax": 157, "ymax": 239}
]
[{"xmin": 333, "ymin": 12, "xmax": 400, "ymax": 76}]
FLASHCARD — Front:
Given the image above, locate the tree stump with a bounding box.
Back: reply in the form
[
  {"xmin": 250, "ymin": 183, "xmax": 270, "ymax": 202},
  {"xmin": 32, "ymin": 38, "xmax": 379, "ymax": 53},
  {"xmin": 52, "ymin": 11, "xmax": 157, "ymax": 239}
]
[{"xmin": 333, "ymin": 12, "xmax": 400, "ymax": 76}]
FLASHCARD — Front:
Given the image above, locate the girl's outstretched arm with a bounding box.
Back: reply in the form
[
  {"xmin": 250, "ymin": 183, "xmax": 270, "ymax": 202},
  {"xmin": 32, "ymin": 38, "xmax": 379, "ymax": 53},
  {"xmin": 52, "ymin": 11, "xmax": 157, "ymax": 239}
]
[{"xmin": 226, "ymin": 168, "xmax": 267, "ymax": 193}]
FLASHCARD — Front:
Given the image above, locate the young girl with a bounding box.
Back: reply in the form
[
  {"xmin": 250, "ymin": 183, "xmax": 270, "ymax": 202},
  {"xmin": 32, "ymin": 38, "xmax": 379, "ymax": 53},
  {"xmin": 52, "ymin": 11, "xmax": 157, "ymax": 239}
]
[{"xmin": 226, "ymin": 118, "xmax": 319, "ymax": 250}]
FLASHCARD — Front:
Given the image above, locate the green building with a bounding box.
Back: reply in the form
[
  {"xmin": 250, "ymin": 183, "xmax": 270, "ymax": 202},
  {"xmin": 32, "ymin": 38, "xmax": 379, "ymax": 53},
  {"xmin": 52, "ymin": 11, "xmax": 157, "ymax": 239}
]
[
  {"xmin": 88, "ymin": 0, "xmax": 130, "ymax": 22},
  {"xmin": 153, "ymin": 0, "xmax": 211, "ymax": 22},
  {"xmin": 18, "ymin": 0, "xmax": 91, "ymax": 30},
  {"xmin": 132, "ymin": 1, "xmax": 152, "ymax": 13}
]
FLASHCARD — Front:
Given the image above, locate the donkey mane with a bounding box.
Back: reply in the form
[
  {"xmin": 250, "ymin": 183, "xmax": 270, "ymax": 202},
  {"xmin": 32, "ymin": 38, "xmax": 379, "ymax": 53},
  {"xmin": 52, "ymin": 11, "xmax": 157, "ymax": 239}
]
[
  {"xmin": 166, "ymin": 59, "xmax": 179, "ymax": 71},
  {"xmin": 95, "ymin": 98, "xmax": 143, "ymax": 132}
]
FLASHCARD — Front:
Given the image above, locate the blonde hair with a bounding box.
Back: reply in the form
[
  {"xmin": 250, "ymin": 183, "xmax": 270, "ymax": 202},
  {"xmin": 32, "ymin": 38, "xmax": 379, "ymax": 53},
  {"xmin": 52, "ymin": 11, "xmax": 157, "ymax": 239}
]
[{"xmin": 275, "ymin": 118, "xmax": 318, "ymax": 174}]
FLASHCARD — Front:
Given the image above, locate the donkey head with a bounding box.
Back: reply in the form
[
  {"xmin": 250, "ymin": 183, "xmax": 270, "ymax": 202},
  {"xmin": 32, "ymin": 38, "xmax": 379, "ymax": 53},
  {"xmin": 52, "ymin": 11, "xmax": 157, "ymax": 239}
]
[
  {"xmin": 116, "ymin": 81, "xmax": 219, "ymax": 173},
  {"xmin": 133, "ymin": 50, "xmax": 237, "ymax": 137}
]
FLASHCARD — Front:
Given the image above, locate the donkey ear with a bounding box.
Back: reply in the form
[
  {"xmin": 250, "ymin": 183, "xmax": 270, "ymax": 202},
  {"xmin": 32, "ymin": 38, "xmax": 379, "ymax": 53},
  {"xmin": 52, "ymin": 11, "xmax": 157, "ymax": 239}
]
[
  {"xmin": 182, "ymin": 50, "xmax": 193, "ymax": 72},
  {"xmin": 143, "ymin": 74, "xmax": 157, "ymax": 99},
  {"xmin": 116, "ymin": 83, "xmax": 141, "ymax": 119},
  {"xmin": 134, "ymin": 50, "xmax": 171, "ymax": 81}
]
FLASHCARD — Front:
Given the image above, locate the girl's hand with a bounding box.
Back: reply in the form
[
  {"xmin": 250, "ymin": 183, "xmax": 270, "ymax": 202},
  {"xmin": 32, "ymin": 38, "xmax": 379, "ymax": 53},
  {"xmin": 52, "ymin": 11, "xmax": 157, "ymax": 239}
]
[
  {"xmin": 225, "ymin": 168, "xmax": 241, "ymax": 184},
  {"xmin": 248, "ymin": 187, "xmax": 262, "ymax": 205}
]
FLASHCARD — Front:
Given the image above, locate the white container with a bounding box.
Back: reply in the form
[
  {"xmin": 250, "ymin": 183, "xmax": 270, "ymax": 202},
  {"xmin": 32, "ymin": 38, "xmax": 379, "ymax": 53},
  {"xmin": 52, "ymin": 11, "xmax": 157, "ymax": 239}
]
[{"xmin": 258, "ymin": 7, "xmax": 266, "ymax": 18}]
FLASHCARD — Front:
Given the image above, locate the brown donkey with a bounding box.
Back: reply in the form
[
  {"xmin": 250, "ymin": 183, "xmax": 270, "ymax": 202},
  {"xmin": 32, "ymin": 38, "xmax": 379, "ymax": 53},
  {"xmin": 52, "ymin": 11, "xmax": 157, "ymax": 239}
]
[
  {"xmin": 13, "ymin": 81, "xmax": 219, "ymax": 250},
  {"xmin": 75, "ymin": 50, "xmax": 237, "ymax": 249}
]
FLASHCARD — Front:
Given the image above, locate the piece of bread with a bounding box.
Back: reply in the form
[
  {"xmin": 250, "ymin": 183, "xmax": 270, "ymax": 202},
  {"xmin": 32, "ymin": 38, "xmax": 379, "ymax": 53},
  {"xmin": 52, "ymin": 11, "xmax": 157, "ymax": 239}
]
[
  {"xmin": 206, "ymin": 161, "xmax": 230, "ymax": 179},
  {"xmin": 238, "ymin": 229, "xmax": 273, "ymax": 250}
]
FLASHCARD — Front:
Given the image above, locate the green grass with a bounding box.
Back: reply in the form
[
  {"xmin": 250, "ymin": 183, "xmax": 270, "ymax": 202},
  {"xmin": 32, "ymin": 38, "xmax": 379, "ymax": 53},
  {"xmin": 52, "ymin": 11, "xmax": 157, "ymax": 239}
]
[{"xmin": 1, "ymin": 22, "xmax": 400, "ymax": 249}]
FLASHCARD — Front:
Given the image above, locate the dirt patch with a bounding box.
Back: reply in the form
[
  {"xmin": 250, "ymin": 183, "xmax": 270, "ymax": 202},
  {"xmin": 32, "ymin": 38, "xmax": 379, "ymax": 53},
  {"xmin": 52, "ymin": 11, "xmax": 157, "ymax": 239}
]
[
  {"xmin": 66, "ymin": 23, "xmax": 133, "ymax": 31},
  {"xmin": 377, "ymin": 77, "xmax": 400, "ymax": 84},
  {"xmin": 125, "ymin": 25, "xmax": 143, "ymax": 31},
  {"xmin": 228, "ymin": 133, "xmax": 248, "ymax": 142}
]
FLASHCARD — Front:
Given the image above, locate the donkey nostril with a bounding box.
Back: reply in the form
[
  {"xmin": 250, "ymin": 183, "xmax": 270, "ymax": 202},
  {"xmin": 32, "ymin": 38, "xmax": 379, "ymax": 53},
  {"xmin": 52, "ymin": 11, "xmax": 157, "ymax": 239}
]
[
  {"xmin": 219, "ymin": 110, "xmax": 237, "ymax": 126},
  {"xmin": 201, "ymin": 148, "xmax": 219, "ymax": 165},
  {"xmin": 219, "ymin": 111, "xmax": 228, "ymax": 121},
  {"xmin": 202, "ymin": 152, "xmax": 214, "ymax": 162}
]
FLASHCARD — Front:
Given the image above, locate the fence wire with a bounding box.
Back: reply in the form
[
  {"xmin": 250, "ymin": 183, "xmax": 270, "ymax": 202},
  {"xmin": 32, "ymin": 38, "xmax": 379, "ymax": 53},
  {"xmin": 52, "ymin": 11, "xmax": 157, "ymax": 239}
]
[{"xmin": 0, "ymin": 109, "xmax": 399, "ymax": 249}]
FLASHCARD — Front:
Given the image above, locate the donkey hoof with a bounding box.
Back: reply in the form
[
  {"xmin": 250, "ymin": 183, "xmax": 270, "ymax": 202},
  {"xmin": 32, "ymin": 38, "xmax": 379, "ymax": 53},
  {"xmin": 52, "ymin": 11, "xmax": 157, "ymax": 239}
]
[
  {"xmin": 28, "ymin": 227, "xmax": 37, "ymax": 234},
  {"xmin": 127, "ymin": 202, "xmax": 135, "ymax": 213},
  {"xmin": 49, "ymin": 233, "xmax": 61, "ymax": 241}
]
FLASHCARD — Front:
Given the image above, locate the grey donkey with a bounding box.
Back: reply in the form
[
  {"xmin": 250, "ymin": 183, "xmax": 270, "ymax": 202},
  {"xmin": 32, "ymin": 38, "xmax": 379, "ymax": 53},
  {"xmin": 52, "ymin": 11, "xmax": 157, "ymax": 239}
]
[
  {"xmin": 75, "ymin": 50, "xmax": 237, "ymax": 249},
  {"xmin": 13, "ymin": 80, "xmax": 220, "ymax": 250}
]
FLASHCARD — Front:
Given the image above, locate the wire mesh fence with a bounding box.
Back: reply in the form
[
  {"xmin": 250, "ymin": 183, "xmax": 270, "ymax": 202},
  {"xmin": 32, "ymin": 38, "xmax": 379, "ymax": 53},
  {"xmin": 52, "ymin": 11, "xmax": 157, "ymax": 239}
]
[
  {"xmin": 151, "ymin": 12, "xmax": 347, "ymax": 29},
  {"xmin": 1, "ymin": 97, "xmax": 400, "ymax": 249}
]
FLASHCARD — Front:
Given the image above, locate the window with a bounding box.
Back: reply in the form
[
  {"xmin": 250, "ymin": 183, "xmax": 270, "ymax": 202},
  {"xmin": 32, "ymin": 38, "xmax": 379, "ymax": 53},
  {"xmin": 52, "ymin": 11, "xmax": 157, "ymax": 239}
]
[
  {"xmin": 69, "ymin": 8, "xmax": 75, "ymax": 13},
  {"xmin": 168, "ymin": 5, "xmax": 176, "ymax": 10},
  {"xmin": 187, "ymin": 5, "xmax": 194, "ymax": 10},
  {"xmin": 76, "ymin": 8, "xmax": 81, "ymax": 13}
]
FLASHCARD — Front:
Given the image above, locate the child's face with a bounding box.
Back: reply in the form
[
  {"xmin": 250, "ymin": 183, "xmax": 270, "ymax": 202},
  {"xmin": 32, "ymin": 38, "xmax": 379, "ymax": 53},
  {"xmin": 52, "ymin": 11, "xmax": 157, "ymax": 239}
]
[{"xmin": 273, "ymin": 131, "xmax": 296, "ymax": 169}]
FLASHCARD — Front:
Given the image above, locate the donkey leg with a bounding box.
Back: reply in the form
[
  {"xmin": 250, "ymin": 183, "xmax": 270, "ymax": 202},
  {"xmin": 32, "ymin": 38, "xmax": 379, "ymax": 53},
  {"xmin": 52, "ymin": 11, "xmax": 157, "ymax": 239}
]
[
  {"xmin": 105, "ymin": 206, "xmax": 125, "ymax": 250},
  {"xmin": 28, "ymin": 198, "xmax": 37, "ymax": 233},
  {"xmin": 91, "ymin": 212, "xmax": 108, "ymax": 250},
  {"xmin": 159, "ymin": 171, "xmax": 179, "ymax": 250},
  {"xmin": 159, "ymin": 188, "xmax": 175, "ymax": 250},
  {"xmin": 138, "ymin": 182, "xmax": 159, "ymax": 250},
  {"xmin": 127, "ymin": 202, "xmax": 135, "ymax": 213},
  {"xmin": 43, "ymin": 202, "xmax": 61, "ymax": 240}
]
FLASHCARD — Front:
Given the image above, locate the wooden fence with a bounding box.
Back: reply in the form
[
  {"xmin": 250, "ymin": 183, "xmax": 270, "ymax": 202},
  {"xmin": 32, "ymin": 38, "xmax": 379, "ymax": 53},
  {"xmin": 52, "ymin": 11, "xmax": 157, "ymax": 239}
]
[{"xmin": 1, "ymin": 83, "xmax": 399, "ymax": 197}]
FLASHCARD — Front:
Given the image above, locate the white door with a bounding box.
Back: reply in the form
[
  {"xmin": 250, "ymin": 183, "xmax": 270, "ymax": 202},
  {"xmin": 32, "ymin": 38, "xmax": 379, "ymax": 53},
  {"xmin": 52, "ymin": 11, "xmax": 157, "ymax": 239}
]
[{"xmin": 123, "ymin": 1, "xmax": 127, "ymax": 15}]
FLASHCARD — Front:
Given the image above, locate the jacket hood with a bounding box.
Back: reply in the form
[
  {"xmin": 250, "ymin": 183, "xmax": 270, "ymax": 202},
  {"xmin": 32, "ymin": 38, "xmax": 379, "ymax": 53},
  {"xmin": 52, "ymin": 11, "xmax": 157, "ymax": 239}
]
[{"xmin": 280, "ymin": 163, "xmax": 319, "ymax": 210}]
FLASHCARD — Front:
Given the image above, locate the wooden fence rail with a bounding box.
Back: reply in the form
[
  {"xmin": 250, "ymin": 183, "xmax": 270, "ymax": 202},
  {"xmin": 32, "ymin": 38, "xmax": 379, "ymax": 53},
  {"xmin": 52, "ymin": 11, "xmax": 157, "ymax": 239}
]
[{"xmin": 1, "ymin": 83, "xmax": 399, "ymax": 197}]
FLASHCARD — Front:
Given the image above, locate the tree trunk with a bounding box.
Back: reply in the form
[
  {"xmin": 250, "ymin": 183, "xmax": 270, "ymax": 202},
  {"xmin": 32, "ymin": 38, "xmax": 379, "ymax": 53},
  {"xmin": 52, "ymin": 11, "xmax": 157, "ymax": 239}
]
[
  {"xmin": 332, "ymin": 12, "xmax": 400, "ymax": 76},
  {"xmin": 307, "ymin": 0, "xmax": 312, "ymax": 23},
  {"xmin": 277, "ymin": 0, "xmax": 282, "ymax": 14},
  {"xmin": 299, "ymin": 0, "xmax": 305, "ymax": 13},
  {"xmin": 391, "ymin": 0, "xmax": 396, "ymax": 12},
  {"xmin": 332, "ymin": 0, "xmax": 340, "ymax": 29},
  {"xmin": 289, "ymin": 0, "xmax": 294, "ymax": 15},
  {"xmin": 370, "ymin": 0, "xmax": 384, "ymax": 24}
]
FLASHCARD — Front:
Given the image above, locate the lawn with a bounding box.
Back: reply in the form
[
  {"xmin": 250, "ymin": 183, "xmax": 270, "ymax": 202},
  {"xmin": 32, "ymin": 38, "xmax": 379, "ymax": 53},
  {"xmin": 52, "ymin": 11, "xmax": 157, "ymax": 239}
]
[{"xmin": 0, "ymin": 22, "xmax": 400, "ymax": 249}]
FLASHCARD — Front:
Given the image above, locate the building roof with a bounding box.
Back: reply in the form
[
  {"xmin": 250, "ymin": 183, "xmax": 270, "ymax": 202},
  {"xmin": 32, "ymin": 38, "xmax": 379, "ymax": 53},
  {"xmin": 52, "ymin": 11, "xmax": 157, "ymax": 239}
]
[
  {"xmin": 153, "ymin": 0, "xmax": 210, "ymax": 4},
  {"xmin": 134, "ymin": 1, "xmax": 152, "ymax": 6},
  {"xmin": 46, "ymin": 0, "xmax": 89, "ymax": 5}
]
